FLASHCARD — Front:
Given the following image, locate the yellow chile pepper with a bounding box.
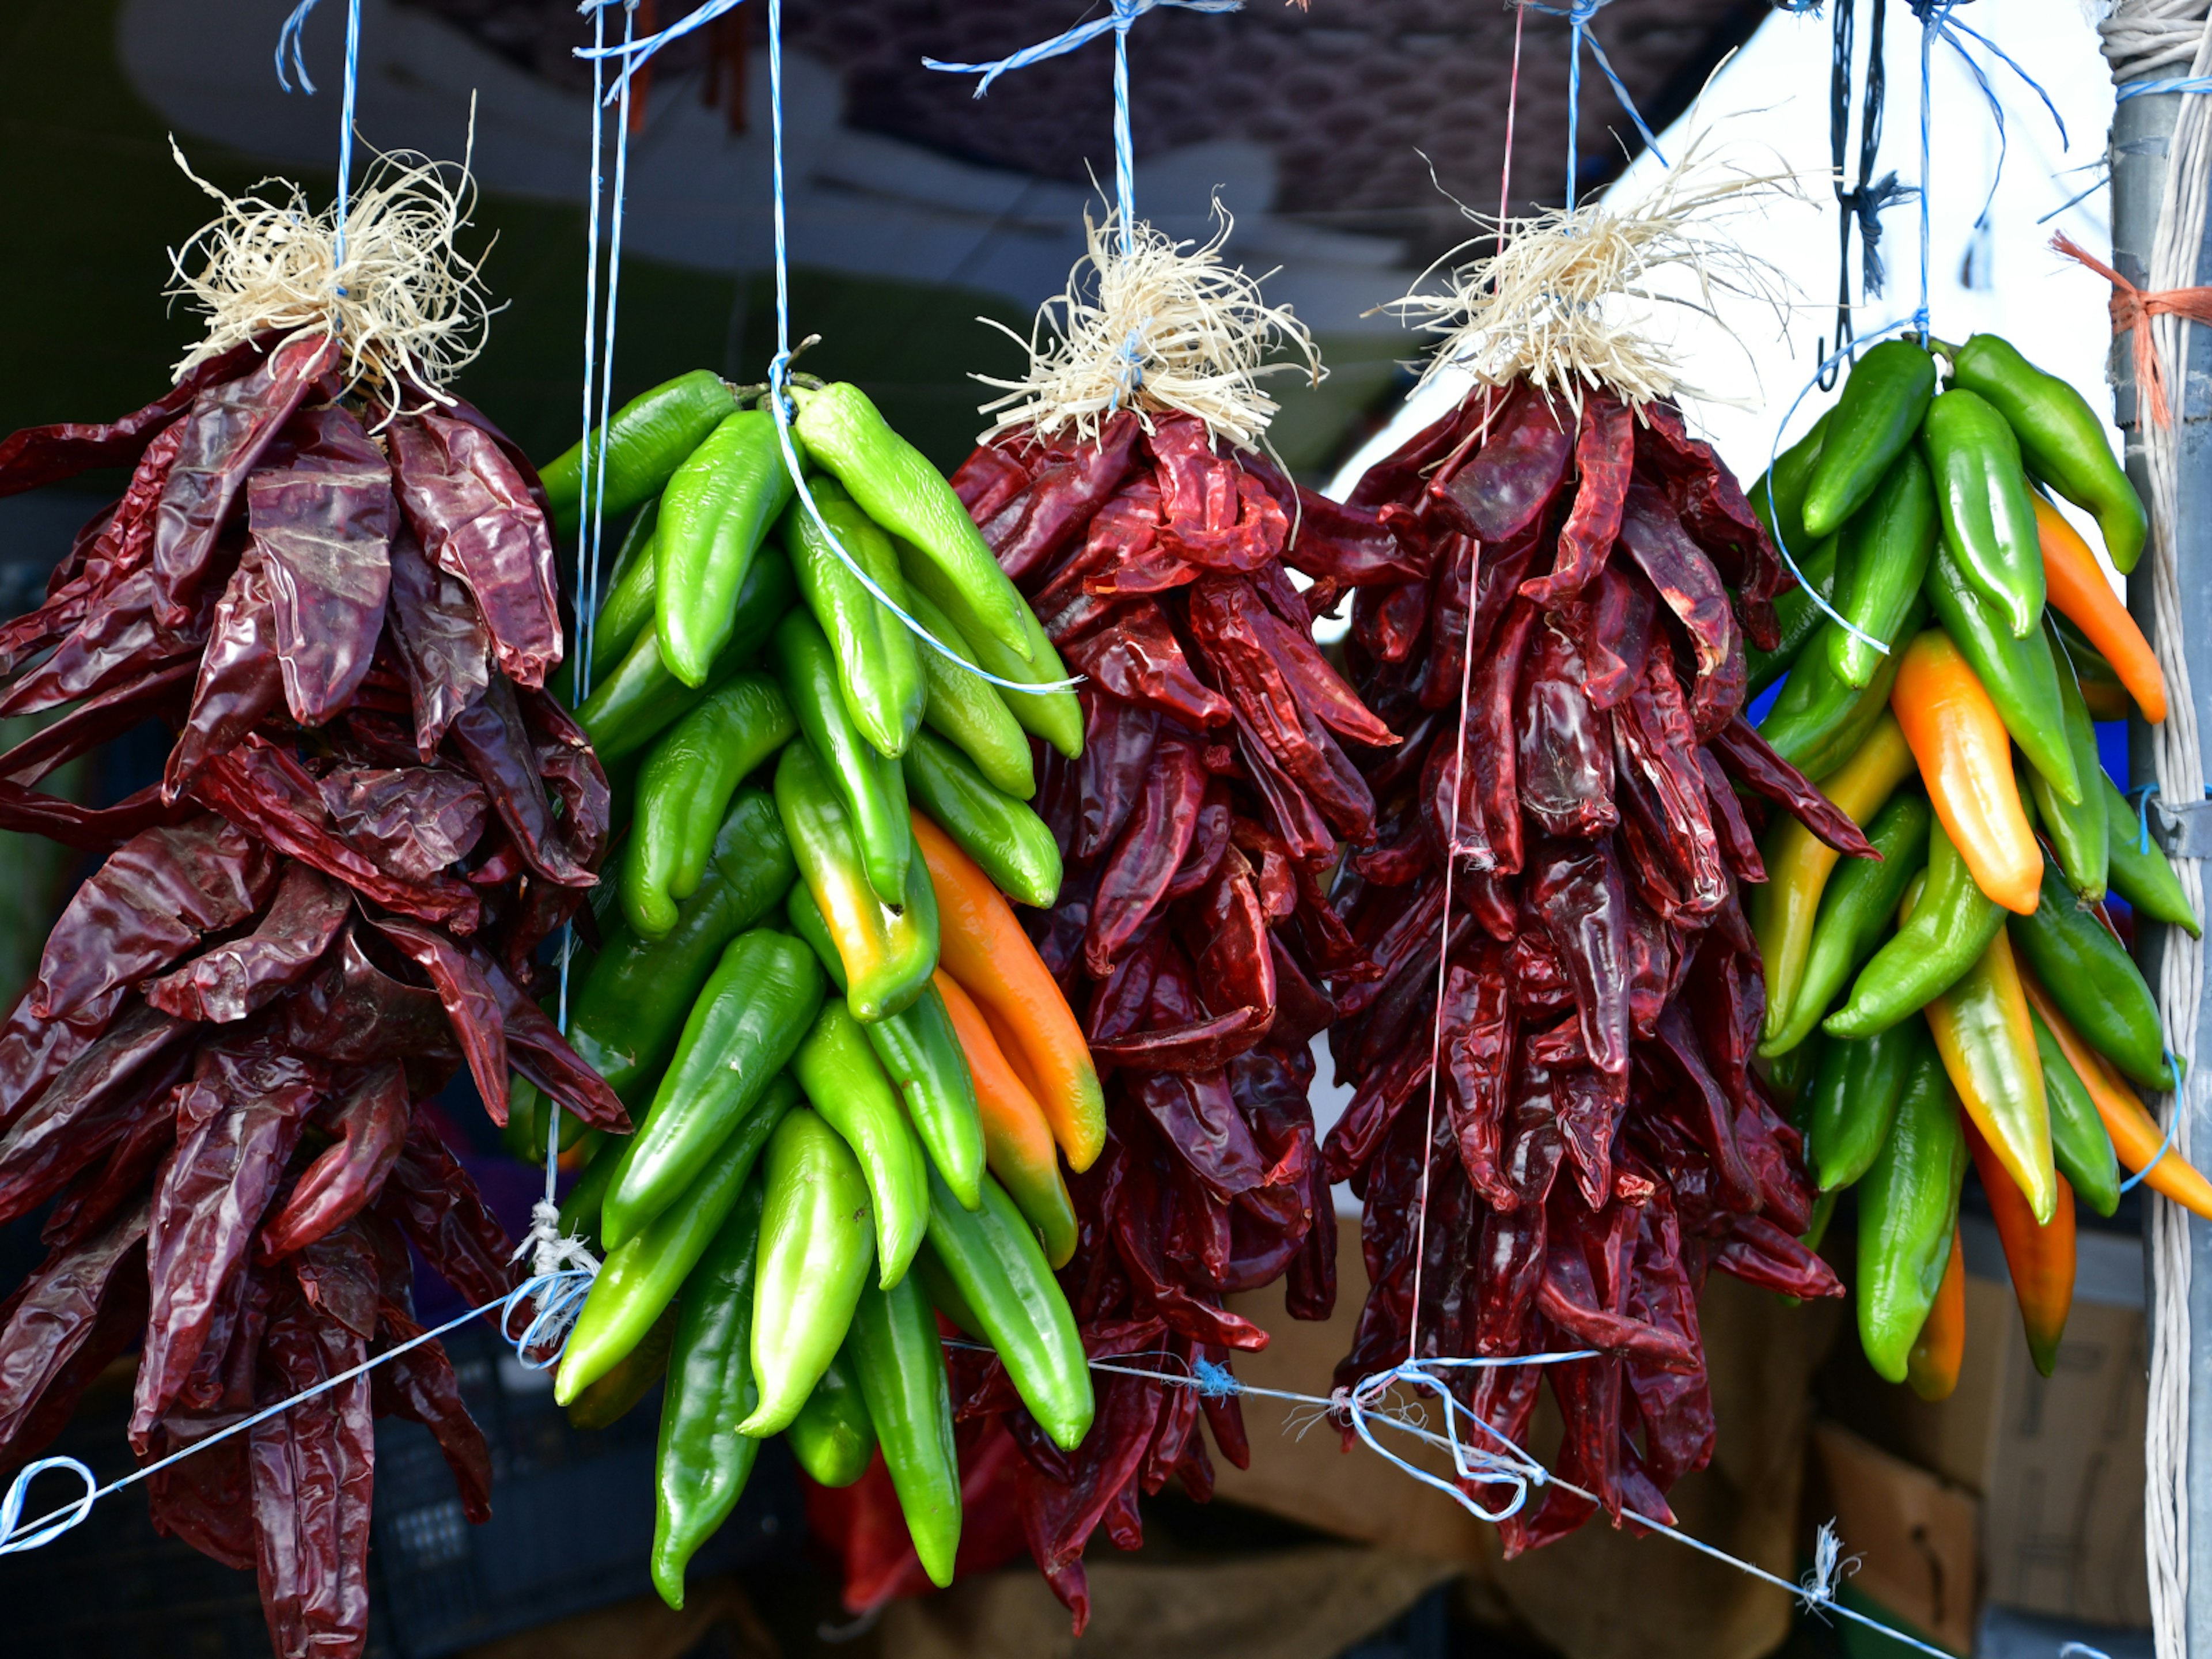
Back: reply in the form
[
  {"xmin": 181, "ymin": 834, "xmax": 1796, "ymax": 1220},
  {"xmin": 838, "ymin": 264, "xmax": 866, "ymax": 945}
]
[
  {"xmin": 1752, "ymin": 712, "xmax": 1916, "ymax": 1045},
  {"xmin": 1921, "ymin": 920, "xmax": 2057, "ymax": 1224}
]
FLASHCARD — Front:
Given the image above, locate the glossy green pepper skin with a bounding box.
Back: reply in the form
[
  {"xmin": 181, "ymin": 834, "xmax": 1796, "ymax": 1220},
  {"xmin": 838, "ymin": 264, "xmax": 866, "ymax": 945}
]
[
  {"xmin": 741, "ymin": 1108, "xmax": 877, "ymax": 1437},
  {"xmin": 2029, "ymin": 1007, "xmax": 2124, "ymax": 1218},
  {"xmin": 579, "ymin": 546, "xmax": 797, "ymax": 763},
  {"xmin": 1746, "ymin": 534, "xmax": 1838, "ymax": 698},
  {"xmin": 1805, "ymin": 1021, "xmax": 1924, "ymax": 1192},
  {"xmin": 790, "ymin": 381, "xmax": 1032, "ymax": 662},
  {"xmin": 558, "ymin": 1131, "xmax": 622, "ymax": 1247},
  {"xmin": 1857, "ymin": 1043, "xmax": 1967, "ymax": 1383},
  {"xmin": 774, "ymin": 610, "xmax": 911, "ymax": 906},
  {"xmin": 658, "ymin": 410, "xmax": 800, "ymax": 687},
  {"xmin": 566, "ymin": 1302, "xmax": 679, "ymax": 1430},
  {"xmin": 651, "ymin": 1180, "xmax": 766, "ymax": 1609},
  {"xmin": 1825, "ymin": 820, "xmax": 2005, "ymax": 1039},
  {"xmin": 2101, "ymin": 772, "xmax": 2203, "ymax": 937},
  {"xmin": 775, "ymin": 741, "xmax": 939, "ymax": 1022},
  {"xmin": 571, "ymin": 789, "xmax": 796, "ymax": 1105},
  {"xmin": 904, "ymin": 585, "xmax": 1035, "ymax": 798},
  {"xmin": 2029, "ymin": 622, "xmax": 2109, "ymax": 902},
  {"xmin": 1922, "ymin": 387, "xmax": 2047, "ymax": 639},
  {"xmin": 622, "ymin": 674, "xmax": 796, "ymax": 940},
  {"xmin": 911, "ymin": 1244, "xmax": 984, "ymax": 1339},
  {"xmin": 2010, "ymin": 854, "xmax": 2175, "ymax": 1090},
  {"xmin": 793, "ymin": 999, "xmax": 930, "ymax": 1289},
  {"xmin": 846, "ymin": 1271, "xmax": 962, "ymax": 1588},
  {"xmin": 902, "ymin": 731, "xmax": 1061, "ymax": 910},
  {"xmin": 1923, "ymin": 542, "xmax": 2080, "ymax": 806},
  {"xmin": 1758, "ymin": 603, "xmax": 1917, "ymax": 782},
  {"xmin": 785, "ymin": 1354, "xmax": 877, "ymax": 1489},
  {"xmin": 783, "ymin": 478, "xmax": 926, "ymax": 761},
  {"xmin": 895, "ymin": 543, "xmax": 1082, "ymax": 761},
  {"xmin": 541, "ymin": 369, "xmax": 739, "ymax": 533},
  {"xmin": 567, "ymin": 501, "xmax": 658, "ymax": 694},
  {"xmin": 1749, "ymin": 410, "xmax": 1831, "ymax": 566},
  {"xmin": 558, "ymin": 1077, "xmax": 797, "ymax": 1405},
  {"xmin": 922, "ymin": 1171, "xmax": 1093, "ymax": 1451},
  {"xmin": 1803, "ymin": 341, "xmax": 1938, "ymax": 538},
  {"xmin": 605, "ymin": 929, "xmax": 825, "ymax": 1249},
  {"xmin": 863, "ymin": 980, "xmax": 986, "ymax": 1212},
  {"xmin": 1828, "ymin": 448, "xmax": 1938, "ymax": 690},
  {"xmin": 1764, "ymin": 791, "xmax": 1932, "ymax": 1055},
  {"xmin": 1948, "ymin": 334, "xmax": 2149, "ymax": 575}
]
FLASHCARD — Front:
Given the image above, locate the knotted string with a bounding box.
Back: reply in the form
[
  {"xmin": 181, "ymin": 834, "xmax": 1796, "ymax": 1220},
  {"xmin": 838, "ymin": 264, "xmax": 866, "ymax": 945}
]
[
  {"xmin": 1520, "ymin": 0, "xmax": 1666, "ymax": 213},
  {"xmin": 2052, "ymin": 232, "xmax": 2212, "ymax": 430},
  {"xmin": 1797, "ymin": 1520, "xmax": 1861, "ymax": 1615},
  {"xmin": 274, "ymin": 0, "xmax": 364, "ymax": 285}
]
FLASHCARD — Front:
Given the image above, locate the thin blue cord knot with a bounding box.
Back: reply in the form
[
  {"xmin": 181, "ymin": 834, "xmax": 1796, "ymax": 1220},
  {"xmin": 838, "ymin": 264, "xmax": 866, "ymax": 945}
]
[
  {"xmin": 1191, "ymin": 1358, "xmax": 1241, "ymax": 1398},
  {"xmin": 501, "ymin": 1266, "xmax": 599, "ymax": 1370},
  {"xmin": 922, "ymin": 0, "xmax": 1243, "ymax": 101},
  {"xmin": 0, "ymin": 1458, "xmax": 97, "ymax": 1555},
  {"xmin": 1836, "ymin": 174, "xmax": 1918, "ymax": 299}
]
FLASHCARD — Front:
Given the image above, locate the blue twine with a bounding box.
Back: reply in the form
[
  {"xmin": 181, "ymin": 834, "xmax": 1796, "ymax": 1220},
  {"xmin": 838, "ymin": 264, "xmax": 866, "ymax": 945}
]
[
  {"xmin": 1907, "ymin": 2, "xmax": 2067, "ymax": 236},
  {"xmin": 923, "ymin": 0, "xmax": 1242, "ymax": 259},
  {"xmin": 272, "ymin": 0, "xmax": 363, "ymax": 285},
  {"xmin": 576, "ymin": 0, "xmax": 749, "ymax": 107},
  {"xmin": 2128, "ymin": 782, "xmax": 2160, "ymax": 856},
  {"xmin": 1190, "ymin": 1357, "xmax": 1239, "ymax": 1398},
  {"xmin": 2120, "ymin": 1113, "xmax": 2177, "ymax": 1194},
  {"xmin": 2116, "ymin": 75, "xmax": 2212, "ymax": 102},
  {"xmin": 0, "ymin": 1268, "xmax": 594, "ymax": 1557},
  {"xmin": 1522, "ymin": 0, "xmax": 1668, "ymax": 208}
]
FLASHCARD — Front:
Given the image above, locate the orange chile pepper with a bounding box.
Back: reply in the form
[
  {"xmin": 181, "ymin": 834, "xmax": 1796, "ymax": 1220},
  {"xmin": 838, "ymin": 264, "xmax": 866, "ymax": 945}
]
[
  {"xmin": 1961, "ymin": 1112, "xmax": 2075, "ymax": 1376},
  {"xmin": 2019, "ymin": 964, "xmax": 2212, "ymax": 1221},
  {"xmin": 933, "ymin": 970, "xmax": 1078, "ymax": 1267},
  {"xmin": 1891, "ymin": 630, "xmax": 2041, "ymax": 914},
  {"xmin": 914, "ymin": 811, "xmax": 1105, "ymax": 1171},
  {"xmin": 1906, "ymin": 1226, "xmax": 1967, "ymax": 1402},
  {"xmin": 2033, "ymin": 497, "xmax": 2166, "ymax": 724},
  {"xmin": 1921, "ymin": 923, "xmax": 2056, "ymax": 1222}
]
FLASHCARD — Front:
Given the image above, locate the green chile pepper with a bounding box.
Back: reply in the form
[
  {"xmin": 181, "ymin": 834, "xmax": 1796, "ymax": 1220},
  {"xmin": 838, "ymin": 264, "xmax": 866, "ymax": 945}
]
[
  {"xmin": 579, "ymin": 546, "xmax": 798, "ymax": 763},
  {"xmin": 905, "ymin": 585, "xmax": 1035, "ymax": 798},
  {"xmin": 2009, "ymin": 854, "xmax": 2174, "ymax": 1089},
  {"xmin": 787, "ymin": 881, "xmax": 847, "ymax": 990},
  {"xmin": 1806, "ymin": 1021, "xmax": 1925, "ymax": 1192},
  {"xmin": 605, "ymin": 930, "xmax": 825, "ymax": 1249},
  {"xmin": 1856, "ymin": 1044, "xmax": 1968, "ymax": 1383},
  {"xmin": 790, "ymin": 381, "xmax": 1033, "ymax": 661},
  {"xmin": 1759, "ymin": 603, "xmax": 1916, "ymax": 782},
  {"xmin": 741, "ymin": 1108, "xmax": 877, "ymax": 1437},
  {"xmin": 845, "ymin": 1271, "xmax": 962, "ymax": 1588},
  {"xmin": 1921, "ymin": 387, "xmax": 2047, "ymax": 638},
  {"xmin": 2102, "ymin": 772, "xmax": 2203, "ymax": 937},
  {"xmin": 2031, "ymin": 623, "xmax": 2109, "ymax": 902},
  {"xmin": 566, "ymin": 1301, "xmax": 680, "ymax": 1430},
  {"xmin": 1825, "ymin": 820, "xmax": 2004, "ymax": 1038},
  {"xmin": 1803, "ymin": 341, "xmax": 1938, "ymax": 537},
  {"xmin": 775, "ymin": 741, "xmax": 939, "ymax": 1022},
  {"xmin": 902, "ymin": 730, "xmax": 1061, "ymax": 910},
  {"xmin": 557, "ymin": 1076, "xmax": 798, "ymax": 1405},
  {"xmin": 1829, "ymin": 448, "xmax": 1937, "ymax": 689},
  {"xmin": 622, "ymin": 674, "xmax": 797, "ymax": 939},
  {"xmin": 658, "ymin": 410, "xmax": 799, "ymax": 687},
  {"xmin": 785, "ymin": 1354, "xmax": 877, "ymax": 1488},
  {"xmin": 783, "ymin": 479, "xmax": 926, "ymax": 760},
  {"xmin": 560, "ymin": 500, "xmax": 659, "ymax": 696},
  {"xmin": 774, "ymin": 610, "xmax": 911, "ymax": 905},
  {"xmin": 572, "ymin": 789, "xmax": 796, "ymax": 1105},
  {"xmin": 863, "ymin": 980, "xmax": 986, "ymax": 1212},
  {"xmin": 895, "ymin": 545, "xmax": 1082, "ymax": 760},
  {"xmin": 1764, "ymin": 791, "xmax": 1933, "ymax": 1055},
  {"xmin": 793, "ymin": 999, "xmax": 930, "ymax": 1289},
  {"xmin": 911, "ymin": 1244, "xmax": 984, "ymax": 1338},
  {"xmin": 1948, "ymin": 334, "xmax": 2148, "ymax": 574},
  {"xmin": 923, "ymin": 1171, "xmax": 1093, "ymax": 1451},
  {"xmin": 1750, "ymin": 410, "xmax": 1831, "ymax": 561},
  {"xmin": 541, "ymin": 369, "xmax": 740, "ymax": 532},
  {"xmin": 1747, "ymin": 533, "xmax": 1838, "ymax": 697},
  {"xmin": 1923, "ymin": 543, "xmax": 2080, "ymax": 805},
  {"xmin": 2029, "ymin": 1007, "xmax": 2124, "ymax": 1218},
  {"xmin": 1769, "ymin": 1029, "xmax": 1826, "ymax": 1118},
  {"xmin": 558, "ymin": 1130, "xmax": 622, "ymax": 1247},
  {"xmin": 651, "ymin": 1181, "xmax": 765, "ymax": 1609}
]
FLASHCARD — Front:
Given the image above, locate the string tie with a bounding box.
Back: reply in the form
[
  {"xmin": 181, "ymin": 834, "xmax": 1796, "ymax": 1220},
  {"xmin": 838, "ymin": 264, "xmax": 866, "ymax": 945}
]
[
  {"xmin": 923, "ymin": 0, "xmax": 1244, "ymax": 103},
  {"xmin": 2052, "ymin": 234, "xmax": 2212, "ymax": 430},
  {"xmin": 1521, "ymin": 0, "xmax": 1668, "ymax": 206},
  {"xmin": 1190, "ymin": 1358, "xmax": 1241, "ymax": 1398},
  {"xmin": 1797, "ymin": 1520, "xmax": 1861, "ymax": 1614},
  {"xmin": 1837, "ymin": 173, "xmax": 1918, "ymax": 299}
]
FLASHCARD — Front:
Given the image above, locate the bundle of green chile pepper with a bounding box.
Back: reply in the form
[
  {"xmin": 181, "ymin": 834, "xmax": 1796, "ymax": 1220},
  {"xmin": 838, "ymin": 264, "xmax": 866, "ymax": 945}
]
[
  {"xmin": 1747, "ymin": 332, "xmax": 2212, "ymax": 1392},
  {"xmin": 522, "ymin": 372, "xmax": 1105, "ymax": 1607}
]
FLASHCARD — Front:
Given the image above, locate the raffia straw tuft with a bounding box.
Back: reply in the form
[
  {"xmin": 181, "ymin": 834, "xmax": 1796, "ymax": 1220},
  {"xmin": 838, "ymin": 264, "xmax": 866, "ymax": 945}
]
[
  {"xmin": 975, "ymin": 205, "xmax": 1322, "ymax": 450},
  {"xmin": 164, "ymin": 128, "xmax": 497, "ymax": 407},
  {"xmin": 1392, "ymin": 125, "xmax": 1802, "ymax": 418}
]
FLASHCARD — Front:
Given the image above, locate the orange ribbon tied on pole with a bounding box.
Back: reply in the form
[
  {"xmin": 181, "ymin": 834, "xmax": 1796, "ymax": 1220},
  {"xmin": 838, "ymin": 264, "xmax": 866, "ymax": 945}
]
[{"xmin": 2054, "ymin": 232, "xmax": 2212, "ymax": 429}]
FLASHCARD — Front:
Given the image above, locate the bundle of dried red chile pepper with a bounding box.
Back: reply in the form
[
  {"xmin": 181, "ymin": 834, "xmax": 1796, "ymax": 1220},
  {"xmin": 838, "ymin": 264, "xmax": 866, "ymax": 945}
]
[
  {"xmin": 935, "ymin": 410, "xmax": 1416, "ymax": 1623},
  {"xmin": 0, "ymin": 332, "xmax": 623, "ymax": 1657},
  {"xmin": 1327, "ymin": 382, "xmax": 1861, "ymax": 1548}
]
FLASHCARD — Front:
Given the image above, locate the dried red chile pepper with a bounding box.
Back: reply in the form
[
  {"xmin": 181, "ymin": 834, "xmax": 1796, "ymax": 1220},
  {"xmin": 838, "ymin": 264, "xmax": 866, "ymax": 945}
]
[
  {"xmin": 1325, "ymin": 381, "xmax": 1843, "ymax": 1551},
  {"xmin": 0, "ymin": 335, "xmax": 615, "ymax": 1659}
]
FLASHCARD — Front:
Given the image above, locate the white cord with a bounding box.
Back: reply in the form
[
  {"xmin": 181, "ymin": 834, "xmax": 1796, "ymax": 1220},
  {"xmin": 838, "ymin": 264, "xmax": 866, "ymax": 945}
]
[{"xmin": 2107, "ymin": 9, "xmax": 2212, "ymax": 1656}]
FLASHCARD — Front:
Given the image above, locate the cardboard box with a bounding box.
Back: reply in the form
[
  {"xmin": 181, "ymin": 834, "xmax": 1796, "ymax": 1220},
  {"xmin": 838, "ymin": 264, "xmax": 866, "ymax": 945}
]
[{"xmin": 1808, "ymin": 1420, "xmax": 1980, "ymax": 1655}]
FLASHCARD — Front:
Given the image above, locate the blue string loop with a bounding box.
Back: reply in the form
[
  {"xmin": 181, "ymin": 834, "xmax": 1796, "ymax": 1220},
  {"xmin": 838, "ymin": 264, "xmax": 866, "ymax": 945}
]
[
  {"xmin": 1339, "ymin": 1354, "xmax": 1597, "ymax": 1525},
  {"xmin": 2128, "ymin": 782, "xmax": 2160, "ymax": 857},
  {"xmin": 2121, "ymin": 1115, "xmax": 2177, "ymax": 1194},
  {"xmin": 1521, "ymin": 0, "xmax": 1668, "ymax": 206},
  {"xmin": 0, "ymin": 1459, "xmax": 97, "ymax": 1555}
]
